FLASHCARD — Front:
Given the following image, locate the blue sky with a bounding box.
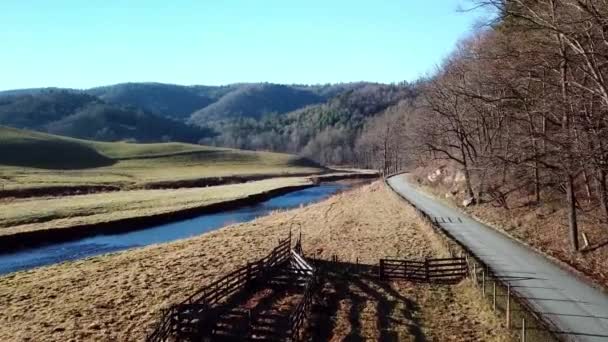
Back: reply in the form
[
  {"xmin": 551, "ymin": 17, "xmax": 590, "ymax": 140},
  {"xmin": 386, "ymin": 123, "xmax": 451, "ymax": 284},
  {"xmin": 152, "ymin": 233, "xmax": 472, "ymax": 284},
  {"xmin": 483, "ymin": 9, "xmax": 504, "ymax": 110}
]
[{"xmin": 0, "ymin": 0, "xmax": 485, "ymax": 90}]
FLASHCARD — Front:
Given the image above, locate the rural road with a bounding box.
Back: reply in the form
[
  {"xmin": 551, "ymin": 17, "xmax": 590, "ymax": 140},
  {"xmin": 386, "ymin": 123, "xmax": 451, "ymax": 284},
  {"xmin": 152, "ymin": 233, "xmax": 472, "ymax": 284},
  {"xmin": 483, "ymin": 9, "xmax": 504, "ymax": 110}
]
[{"xmin": 388, "ymin": 174, "xmax": 608, "ymax": 342}]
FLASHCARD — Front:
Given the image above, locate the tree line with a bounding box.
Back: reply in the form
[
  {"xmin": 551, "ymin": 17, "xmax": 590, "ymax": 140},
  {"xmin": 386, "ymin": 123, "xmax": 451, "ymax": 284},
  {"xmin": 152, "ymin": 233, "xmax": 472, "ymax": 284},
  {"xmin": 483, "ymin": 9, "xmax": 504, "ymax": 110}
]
[
  {"xmin": 202, "ymin": 83, "xmax": 416, "ymax": 165},
  {"xmin": 361, "ymin": 0, "xmax": 608, "ymax": 251}
]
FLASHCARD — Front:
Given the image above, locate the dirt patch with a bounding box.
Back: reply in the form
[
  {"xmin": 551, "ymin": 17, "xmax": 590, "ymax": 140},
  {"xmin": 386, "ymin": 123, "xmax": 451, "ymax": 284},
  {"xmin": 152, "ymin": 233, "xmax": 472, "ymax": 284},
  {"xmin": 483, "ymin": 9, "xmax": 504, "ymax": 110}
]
[{"xmin": 0, "ymin": 181, "xmax": 510, "ymax": 341}]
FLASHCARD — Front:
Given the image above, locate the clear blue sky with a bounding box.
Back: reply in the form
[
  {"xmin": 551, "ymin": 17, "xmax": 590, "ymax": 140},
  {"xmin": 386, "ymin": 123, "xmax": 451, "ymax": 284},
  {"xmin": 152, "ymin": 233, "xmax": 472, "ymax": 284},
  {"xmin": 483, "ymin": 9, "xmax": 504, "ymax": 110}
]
[{"xmin": 0, "ymin": 0, "xmax": 485, "ymax": 90}]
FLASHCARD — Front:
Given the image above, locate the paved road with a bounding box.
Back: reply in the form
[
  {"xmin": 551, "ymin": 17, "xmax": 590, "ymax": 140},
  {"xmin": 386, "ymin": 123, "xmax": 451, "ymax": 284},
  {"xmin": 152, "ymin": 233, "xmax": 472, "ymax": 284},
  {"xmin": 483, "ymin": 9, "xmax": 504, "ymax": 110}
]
[{"xmin": 388, "ymin": 175, "xmax": 608, "ymax": 342}]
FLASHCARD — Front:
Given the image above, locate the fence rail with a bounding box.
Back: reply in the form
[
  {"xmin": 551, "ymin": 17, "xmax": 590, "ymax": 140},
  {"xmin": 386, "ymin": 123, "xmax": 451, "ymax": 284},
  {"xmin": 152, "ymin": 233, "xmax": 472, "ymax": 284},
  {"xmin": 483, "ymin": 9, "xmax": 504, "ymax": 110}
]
[
  {"xmin": 147, "ymin": 236, "xmax": 293, "ymax": 342},
  {"xmin": 287, "ymin": 275, "xmax": 317, "ymax": 341},
  {"xmin": 286, "ymin": 249, "xmax": 316, "ymax": 341},
  {"xmin": 379, "ymin": 257, "xmax": 467, "ymax": 283}
]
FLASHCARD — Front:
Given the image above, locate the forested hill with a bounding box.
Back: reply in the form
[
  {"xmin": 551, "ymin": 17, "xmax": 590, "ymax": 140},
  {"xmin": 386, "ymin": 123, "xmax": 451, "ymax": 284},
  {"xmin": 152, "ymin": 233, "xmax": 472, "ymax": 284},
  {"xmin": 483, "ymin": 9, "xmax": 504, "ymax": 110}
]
[
  {"xmin": 201, "ymin": 83, "xmax": 417, "ymax": 165},
  {"xmin": 0, "ymin": 82, "xmax": 415, "ymax": 163},
  {"xmin": 188, "ymin": 83, "xmax": 325, "ymax": 124},
  {"xmin": 87, "ymin": 83, "xmax": 217, "ymax": 120},
  {"xmin": 0, "ymin": 91, "xmax": 213, "ymax": 143}
]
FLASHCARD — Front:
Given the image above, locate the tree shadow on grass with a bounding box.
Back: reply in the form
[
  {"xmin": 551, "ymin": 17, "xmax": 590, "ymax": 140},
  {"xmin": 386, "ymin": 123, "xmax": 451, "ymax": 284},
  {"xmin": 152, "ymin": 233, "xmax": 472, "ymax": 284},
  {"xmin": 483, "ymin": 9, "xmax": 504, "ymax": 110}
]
[
  {"xmin": 306, "ymin": 270, "xmax": 427, "ymax": 342},
  {"xmin": 352, "ymin": 277, "xmax": 426, "ymax": 342},
  {"xmin": 307, "ymin": 271, "xmax": 362, "ymax": 341}
]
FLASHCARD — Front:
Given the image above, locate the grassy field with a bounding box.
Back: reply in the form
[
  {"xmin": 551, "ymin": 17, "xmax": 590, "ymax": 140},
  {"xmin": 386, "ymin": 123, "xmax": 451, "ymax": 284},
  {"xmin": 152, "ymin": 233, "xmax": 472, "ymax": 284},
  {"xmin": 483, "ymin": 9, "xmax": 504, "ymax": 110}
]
[
  {"xmin": 0, "ymin": 182, "xmax": 511, "ymax": 341},
  {"xmin": 0, "ymin": 177, "xmax": 312, "ymax": 237},
  {"xmin": 0, "ymin": 126, "xmax": 324, "ymax": 192}
]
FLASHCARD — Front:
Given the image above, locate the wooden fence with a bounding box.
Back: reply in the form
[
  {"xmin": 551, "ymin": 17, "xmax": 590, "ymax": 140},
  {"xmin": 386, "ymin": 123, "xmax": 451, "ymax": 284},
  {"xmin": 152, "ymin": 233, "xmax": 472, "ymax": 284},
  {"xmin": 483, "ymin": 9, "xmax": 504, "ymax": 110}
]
[
  {"xmin": 285, "ymin": 248, "xmax": 316, "ymax": 341},
  {"xmin": 379, "ymin": 257, "xmax": 468, "ymax": 283},
  {"xmin": 147, "ymin": 234, "xmax": 320, "ymax": 342},
  {"xmin": 147, "ymin": 236, "xmax": 293, "ymax": 342}
]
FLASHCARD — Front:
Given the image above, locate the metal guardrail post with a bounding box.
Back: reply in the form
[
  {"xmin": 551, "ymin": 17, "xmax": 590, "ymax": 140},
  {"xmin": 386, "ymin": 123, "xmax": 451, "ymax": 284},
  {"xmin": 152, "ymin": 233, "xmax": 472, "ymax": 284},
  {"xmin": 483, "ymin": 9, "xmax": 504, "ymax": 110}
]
[
  {"xmin": 473, "ymin": 263, "xmax": 477, "ymax": 284},
  {"xmin": 482, "ymin": 270, "xmax": 486, "ymax": 297},
  {"xmin": 493, "ymin": 281, "xmax": 496, "ymax": 312},
  {"xmin": 507, "ymin": 283, "xmax": 511, "ymax": 328}
]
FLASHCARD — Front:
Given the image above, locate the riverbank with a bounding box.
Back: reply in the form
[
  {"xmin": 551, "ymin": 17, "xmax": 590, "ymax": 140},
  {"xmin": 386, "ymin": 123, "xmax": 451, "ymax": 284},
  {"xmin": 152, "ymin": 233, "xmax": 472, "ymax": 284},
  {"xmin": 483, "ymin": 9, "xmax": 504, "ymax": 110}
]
[
  {"xmin": 0, "ymin": 177, "xmax": 313, "ymax": 252},
  {"xmin": 0, "ymin": 126, "xmax": 327, "ymax": 197},
  {"xmin": 0, "ymin": 182, "xmax": 510, "ymax": 341},
  {"xmin": 0, "ymin": 172, "xmax": 377, "ymax": 252},
  {"xmin": 0, "ymin": 168, "xmax": 378, "ymax": 199}
]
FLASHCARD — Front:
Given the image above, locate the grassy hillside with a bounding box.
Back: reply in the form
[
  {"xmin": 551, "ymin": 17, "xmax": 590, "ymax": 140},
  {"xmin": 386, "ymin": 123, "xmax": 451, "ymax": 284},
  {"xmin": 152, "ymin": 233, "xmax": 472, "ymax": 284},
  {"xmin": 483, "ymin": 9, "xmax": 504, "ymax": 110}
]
[
  {"xmin": 0, "ymin": 126, "xmax": 113, "ymax": 169},
  {"xmin": 0, "ymin": 126, "xmax": 324, "ymax": 192}
]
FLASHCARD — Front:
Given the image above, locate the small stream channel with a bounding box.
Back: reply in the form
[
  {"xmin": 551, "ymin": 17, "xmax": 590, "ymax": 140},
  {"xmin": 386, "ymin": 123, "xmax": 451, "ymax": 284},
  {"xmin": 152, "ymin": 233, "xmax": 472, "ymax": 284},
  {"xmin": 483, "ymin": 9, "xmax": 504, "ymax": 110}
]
[{"xmin": 0, "ymin": 182, "xmax": 351, "ymax": 275}]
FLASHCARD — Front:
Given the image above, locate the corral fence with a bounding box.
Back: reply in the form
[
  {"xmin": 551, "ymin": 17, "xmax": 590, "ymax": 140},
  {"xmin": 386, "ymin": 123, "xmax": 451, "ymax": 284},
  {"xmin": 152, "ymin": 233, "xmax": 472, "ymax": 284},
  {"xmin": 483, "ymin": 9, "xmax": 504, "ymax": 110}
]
[
  {"xmin": 147, "ymin": 233, "xmax": 317, "ymax": 342},
  {"xmin": 379, "ymin": 257, "xmax": 467, "ymax": 283},
  {"xmin": 286, "ymin": 255, "xmax": 317, "ymax": 341}
]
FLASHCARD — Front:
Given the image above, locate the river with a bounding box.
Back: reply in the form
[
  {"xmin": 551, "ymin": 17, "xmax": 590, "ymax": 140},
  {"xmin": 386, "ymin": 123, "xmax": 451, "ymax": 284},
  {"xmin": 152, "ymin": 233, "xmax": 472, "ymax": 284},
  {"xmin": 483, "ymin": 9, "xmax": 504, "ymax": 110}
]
[{"xmin": 0, "ymin": 182, "xmax": 350, "ymax": 275}]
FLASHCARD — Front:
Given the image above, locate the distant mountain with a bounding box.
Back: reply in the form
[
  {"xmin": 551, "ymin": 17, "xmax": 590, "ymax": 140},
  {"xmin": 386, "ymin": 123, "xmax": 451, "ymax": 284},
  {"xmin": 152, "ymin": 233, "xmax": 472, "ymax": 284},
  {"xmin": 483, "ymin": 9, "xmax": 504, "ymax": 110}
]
[
  {"xmin": 87, "ymin": 83, "xmax": 214, "ymax": 120},
  {"xmin": 0, "ymin": 82, "xmax": 372, "ymax": 125},
  {"xmin": 0, "ymin": 90, "xmax": 213, "ymax": 143},
  {"xmin": 0, "ymin": 82, "xmax": 405, "ymax": 164},
  {"xmin": 188, "ymin": 84, "xmax": 325, "ymax": 125},
  {"xmin": 204, "ymin": 83, "xmax": 417, "ymax": 164},
  {"xmin": 293, "ymin": 82, "xmax": 378, "ymax": 99},
  {"xmin": 0, "ymin": 87, "xmax": 79, "ymax": 98}
]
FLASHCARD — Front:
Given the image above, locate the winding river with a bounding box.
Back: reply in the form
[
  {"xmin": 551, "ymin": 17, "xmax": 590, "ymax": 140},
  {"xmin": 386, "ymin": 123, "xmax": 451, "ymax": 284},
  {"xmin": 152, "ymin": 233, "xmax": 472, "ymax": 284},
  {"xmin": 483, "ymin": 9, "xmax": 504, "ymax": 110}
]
[{"xmin": 0, "ymin": 182, "xmax": 349, "ymax": 275}]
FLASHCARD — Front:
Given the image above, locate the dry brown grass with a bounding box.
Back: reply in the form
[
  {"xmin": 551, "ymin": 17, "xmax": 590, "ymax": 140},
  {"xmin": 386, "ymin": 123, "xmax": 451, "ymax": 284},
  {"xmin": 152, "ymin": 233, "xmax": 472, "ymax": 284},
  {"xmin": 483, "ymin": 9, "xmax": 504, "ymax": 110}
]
[
  {"xmin": 309, "ymin": 274, "xmax": 509, "ymax": 342},
  {"xmin": 0, "ymin": 181, "xmax": 510, "ymax": 341},
  {"xmin": 0, "ymin": 126, "xmax": 324, "ymax": 192},
  {"xmin": 0, "ymin": 177, "xmax": 311, "ymax": 237}
]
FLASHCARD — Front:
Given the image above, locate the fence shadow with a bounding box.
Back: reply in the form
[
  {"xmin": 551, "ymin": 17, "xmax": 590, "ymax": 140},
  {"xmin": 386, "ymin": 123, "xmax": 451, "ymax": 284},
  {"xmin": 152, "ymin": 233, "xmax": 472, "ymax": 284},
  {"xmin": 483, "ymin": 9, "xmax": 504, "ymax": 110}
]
[{"xmin": 304, "ymin": 260, "xmax": 427, "ymax": 342}]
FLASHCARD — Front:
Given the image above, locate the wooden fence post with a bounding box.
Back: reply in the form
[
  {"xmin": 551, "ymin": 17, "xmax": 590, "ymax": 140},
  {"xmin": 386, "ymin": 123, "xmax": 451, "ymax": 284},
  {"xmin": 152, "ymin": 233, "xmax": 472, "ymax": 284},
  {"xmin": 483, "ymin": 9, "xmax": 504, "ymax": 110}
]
[
  {"xmin": 507, "ymin": 284, "xmax": 511, "ymax": 328},
  {"xmin": 521, "ymin": 318, "xmax": 526, "ymax": 342},
  {"xmin": 248, "ymin": 309, "xmax": 253, "ymax": 336}
]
